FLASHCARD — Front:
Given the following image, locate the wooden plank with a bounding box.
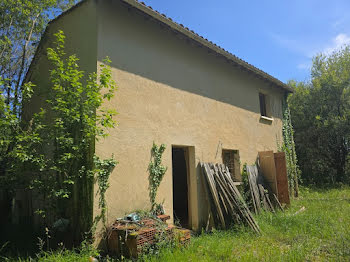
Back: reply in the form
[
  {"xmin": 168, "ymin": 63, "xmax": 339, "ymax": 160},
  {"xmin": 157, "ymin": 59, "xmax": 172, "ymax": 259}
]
[
  {"xmin": 274, "ymin": 152, "xmax": 291, "ymax": 205},
  {"xmin": 247, "ymin": 169, "xmax": 258, "ymax": 214},
  {"xmin": 258, "ymin": 151, "xmax": 278, "ymax": 196},
  {"xmin": 273, "ymin": 193, "xmax": 284, "ymax": 211},
  {"xmin": 201, "ymin": 162, "xmax": 261, "ymax": 234},
  {"xmin": 231, "ymin": 184, "xmax": 261, "ymax": 234},
  {"xmin": 218, "ymin": 165, "xmax": 256, "ymax": 230},
  {"xmin": 250, "ymin": 166, "xmax": 261, "ymax": 211},
  {"xmin": 202, "ymin": 163, "xmax": 226, "ymax": 228},
  {"xmin": 247, "ymin": 165, "xmax": 261, "ymax": 213},
  {"xmin": 258, "ymin": 184, "xmax": 270, "ymax": 211},
  {"xmin": 221, "ymin": 165, "xmax": 261, "ymax": 234},
  {"xmin": 214, "ymin": 164, "xmax": 242, "ymax": 225},
  {"xmin": 218, "ymin": 190, "xmax": 229, "ymax": 215},
  {"xmin": 201, "ymin": 164, "xmax": 217, "ymax": 229},
  {"xmin": 207, "ymin": 163, "xmax": 226, "ymax": 227},
  {"xmin": 214, "ymin": 169, "xmax": 240, "ymax": 224},
  {"xmin": 265, "ymin": 191, "xmax": 275, "ymax": 213},
  {"xmin": 211, "ymin": 164, "xmax": 229, "ymax": 216}
]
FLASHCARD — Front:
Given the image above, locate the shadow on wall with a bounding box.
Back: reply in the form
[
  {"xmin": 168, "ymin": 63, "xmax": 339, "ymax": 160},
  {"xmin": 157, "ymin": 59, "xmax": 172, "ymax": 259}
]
[{"xmin": 97, "ymin": 0, "xmax": 284, "ymax": 119}]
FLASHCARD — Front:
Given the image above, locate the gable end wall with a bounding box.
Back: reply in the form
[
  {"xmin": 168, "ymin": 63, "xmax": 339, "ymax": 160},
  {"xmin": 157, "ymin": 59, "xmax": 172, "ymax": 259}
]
[{"xmin": 95, "ymin": 0, "xmax": 286, "ymax": 231}]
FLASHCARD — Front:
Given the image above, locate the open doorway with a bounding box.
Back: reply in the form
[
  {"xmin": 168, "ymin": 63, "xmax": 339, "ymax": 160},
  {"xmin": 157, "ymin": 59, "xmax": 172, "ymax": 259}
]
[{"xmin": 172, "ymin": 147, "xmax": 189, "ymax": 228}]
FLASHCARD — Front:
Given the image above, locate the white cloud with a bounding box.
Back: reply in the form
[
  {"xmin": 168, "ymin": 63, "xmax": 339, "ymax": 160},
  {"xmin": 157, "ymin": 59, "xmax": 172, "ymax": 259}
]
[
  {"xmin": 270, "ymin": 32, "xmax": 350, "ymax": 71},
  {"xmin": 322, "ymin": 33, "xmax": 350, "ymax": 55},
  {"xmin": 332, "ymin": 19, "xmax": 344, "ymax": 29},
  {"xmin": 269, "ymin": 33, "xmax": 313, "ymax": 56},
  {"xmin": 297, "ymin": 62, "xmax": 311, "ymax": 71},
  {"xmin": 271, "ymin": 33, "xmax": 350, "ymax": 57}
]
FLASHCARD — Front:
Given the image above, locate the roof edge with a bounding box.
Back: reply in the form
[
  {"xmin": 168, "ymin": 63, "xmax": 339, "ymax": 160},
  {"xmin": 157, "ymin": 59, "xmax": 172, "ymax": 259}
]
[
  {"xmin": 121, "ymin": 0, "xmax": 293, "ymax": 93},
  {"xmin": 26, "ymin": 0, "xmax": 293, "ymax": 93}
]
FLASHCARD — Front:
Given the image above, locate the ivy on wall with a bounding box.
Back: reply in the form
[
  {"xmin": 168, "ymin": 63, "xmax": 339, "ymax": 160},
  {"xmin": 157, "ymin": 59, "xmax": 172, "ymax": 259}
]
[
  {"xmin": 93, "ymin": 156, "xmax": 117, "ymax": 231},
  {"xmin": 280, "ymin": 97, "xmax": 300, "ymax": 197},
  {"xmin": 148, "ymin": 142, "xmax": 167, "ymax": 212}
]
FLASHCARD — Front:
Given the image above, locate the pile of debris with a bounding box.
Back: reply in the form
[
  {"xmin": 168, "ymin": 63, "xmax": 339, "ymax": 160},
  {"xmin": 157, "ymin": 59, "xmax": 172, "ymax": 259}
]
[
  {"xmin": 107, "ymin": 213, "xmax": 190, "ymax": 258},
  {"xmin": 246, "ymin": 165, "xmax": 283, "ymax": 214},
  {"xmin": 201, "ymin": 163, "xmax": 261, "ymax": 234}
]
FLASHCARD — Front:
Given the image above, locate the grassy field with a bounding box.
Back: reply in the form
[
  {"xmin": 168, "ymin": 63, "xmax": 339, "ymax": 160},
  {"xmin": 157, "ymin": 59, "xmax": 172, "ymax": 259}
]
[
  {"xmin": 2, "ymin": 186, "xmax": 350, "ymax": 261},
  {"xmin": 144, "ymin": 186, "xmax": 350, "ymax": 262}
]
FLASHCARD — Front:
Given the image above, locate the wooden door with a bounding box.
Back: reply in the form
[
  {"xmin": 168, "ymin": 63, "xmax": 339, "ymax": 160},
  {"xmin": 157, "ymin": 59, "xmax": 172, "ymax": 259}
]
[
  {"xmin": 274, "ymin": 152, "xmax": 290, "ymax": 205},
  {"xmin": 258, "ymin": 151, "xmax": 278, "ymax": 196}
]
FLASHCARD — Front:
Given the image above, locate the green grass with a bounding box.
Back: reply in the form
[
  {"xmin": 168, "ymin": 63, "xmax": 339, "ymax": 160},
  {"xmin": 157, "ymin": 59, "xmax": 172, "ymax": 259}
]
[
  {"xmin": 2, "ymin": 186, "xmax": 350, "ymax": 261},
  {"xmin": 1, "ymin": 241, "xmax": 98, "ymax": 262},
  {"xmin": 144, "ymin": 186, "xmax": 350, "ymax": 262}
]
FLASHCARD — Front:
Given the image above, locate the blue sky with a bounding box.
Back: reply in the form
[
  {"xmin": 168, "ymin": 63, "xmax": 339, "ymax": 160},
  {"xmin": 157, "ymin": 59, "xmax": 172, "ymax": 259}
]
[{"xmin": 142, "ymin": 0, "xmax": 350, "ymax": 83}]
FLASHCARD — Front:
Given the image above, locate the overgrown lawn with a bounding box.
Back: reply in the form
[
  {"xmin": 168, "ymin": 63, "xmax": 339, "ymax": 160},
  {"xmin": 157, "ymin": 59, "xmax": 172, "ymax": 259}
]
[
  {"xmin": 2, "ymin": 187, "xmax": 350, "ymax": 261},
  {"xmin": 145, "ymin": 186, "xmax": 350, "ymax": 261}
]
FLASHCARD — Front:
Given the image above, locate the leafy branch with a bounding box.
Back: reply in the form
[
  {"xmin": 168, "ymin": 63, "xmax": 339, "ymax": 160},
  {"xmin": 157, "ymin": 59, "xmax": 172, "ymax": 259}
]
[{"xmin": 9, "ymin": 30, "xmax": 119, "ymax": 242}]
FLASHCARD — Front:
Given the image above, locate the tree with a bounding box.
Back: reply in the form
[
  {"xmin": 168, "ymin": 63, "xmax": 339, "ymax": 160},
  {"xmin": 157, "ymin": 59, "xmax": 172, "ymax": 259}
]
[
  {"xmin": 0, "ymin": 0, "xmax": 76, "ymax": 112},
  {"xmin": 0, "ymin": 78, "xmax": 33, "ymax": 189},
  {"xmin": 1, "ymin": 30, "xmax": 118, "ymax": 244},
  {"xmin": 0, "ymin": 0, "xmax": 77, "ymax": 231},
  {"xmin": 23, "ymin": 30, "xmax": 117, "ymax": 242},
  {"xmin": 288, "ymin": 46, "xmax": 350, "ymax": 184}
]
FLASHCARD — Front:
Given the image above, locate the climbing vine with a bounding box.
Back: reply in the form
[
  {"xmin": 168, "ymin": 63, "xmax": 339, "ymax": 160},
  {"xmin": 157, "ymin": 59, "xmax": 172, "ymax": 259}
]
[
  {"xmin": 93, "ymin": 156, "xmax": 117, "ymax": 228},
  {"xmin": 148, "ymin": 142, "xmax": 167, "ymax": 212},
  {"xmin": 280, "ymin": 96, "xmax": 300, "ymax": 197}
]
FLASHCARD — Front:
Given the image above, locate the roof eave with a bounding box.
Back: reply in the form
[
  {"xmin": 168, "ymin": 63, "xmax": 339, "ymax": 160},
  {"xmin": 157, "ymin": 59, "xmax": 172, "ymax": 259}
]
[
  {"xmin": 122, "ymin": 0, "xmax": 293, "ymax": 93},
  {"xmin": 25, "ymin": 0, "xmax": 294, "ymax": 93}
]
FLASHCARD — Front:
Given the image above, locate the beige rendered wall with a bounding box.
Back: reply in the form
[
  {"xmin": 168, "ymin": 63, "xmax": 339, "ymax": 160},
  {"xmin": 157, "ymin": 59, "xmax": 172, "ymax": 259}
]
[{"xmin": 95, "ymin": 0, "xmax": 285, "ymax": 230}]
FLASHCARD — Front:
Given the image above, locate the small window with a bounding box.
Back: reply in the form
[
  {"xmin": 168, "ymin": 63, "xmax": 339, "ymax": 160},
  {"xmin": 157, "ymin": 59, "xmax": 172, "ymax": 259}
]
[
  {"xmin": 222, "ymin": 149, "xmax": 241, "ymax": 182},
  {"xmin": 259, "ymin": 93, "xmax": 267, "ymax": 117}
]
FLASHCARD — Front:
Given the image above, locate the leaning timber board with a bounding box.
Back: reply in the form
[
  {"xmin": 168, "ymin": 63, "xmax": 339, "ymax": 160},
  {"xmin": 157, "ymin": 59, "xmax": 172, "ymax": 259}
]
[
  {"xmin": 202, "ymin": 163, "xmax": 226, "ymax": 228},
  {"xmin": 258, "ymin": 151, "xmax": 278, "ymax": 196},
  {"xmin": 246, "ymin": 165, "xmax": 261, "ymax": 214},
  {"xmin": 274, "ymin": 152, "xmax": 291, "ymax": 205}
]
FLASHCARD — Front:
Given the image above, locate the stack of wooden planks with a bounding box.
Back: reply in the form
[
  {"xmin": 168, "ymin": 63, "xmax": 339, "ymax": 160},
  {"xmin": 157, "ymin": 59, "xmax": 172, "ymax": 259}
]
[
  {"xmin": 201, "ymin": 163, "xmax": 260, "ymax": 234},
  {"xmin": 246, "ymin": 165, "xmax": 283, "ymax": 214}
]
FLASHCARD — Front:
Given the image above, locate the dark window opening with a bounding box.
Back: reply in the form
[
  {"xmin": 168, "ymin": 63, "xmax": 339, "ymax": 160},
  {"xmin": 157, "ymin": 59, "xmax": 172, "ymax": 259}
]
[
  {"xmin": 259, "ymin": 93, "xmax": 267, "ymax": 116},
  {"xmin": 172, "ymin": 147, "xmax": 189, "ymax": 228},
  {"xmin": 222, "ymin": 149, "xmax": 242, "ymax": 182}
]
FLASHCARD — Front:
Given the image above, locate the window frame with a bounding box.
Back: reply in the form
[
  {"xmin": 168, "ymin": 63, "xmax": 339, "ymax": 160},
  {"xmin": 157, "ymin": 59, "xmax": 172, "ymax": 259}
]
[
  {"xmin": 259, "ymin": 92, "xmax": 267, "ymax": 117},
  {"xmin": 258, "ymin": 92, "xmax": 274, "ymax": 121},
  {"xmin": 222, "ymin": 149, "xmax": 242, "ymax": 182}
]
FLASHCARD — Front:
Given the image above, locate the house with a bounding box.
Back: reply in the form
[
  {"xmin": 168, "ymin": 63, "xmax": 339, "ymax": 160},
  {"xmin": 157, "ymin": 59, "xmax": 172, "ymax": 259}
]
[{"xmin": 25, "ymin": 0, "xmax": 292, "ymax": 233}]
